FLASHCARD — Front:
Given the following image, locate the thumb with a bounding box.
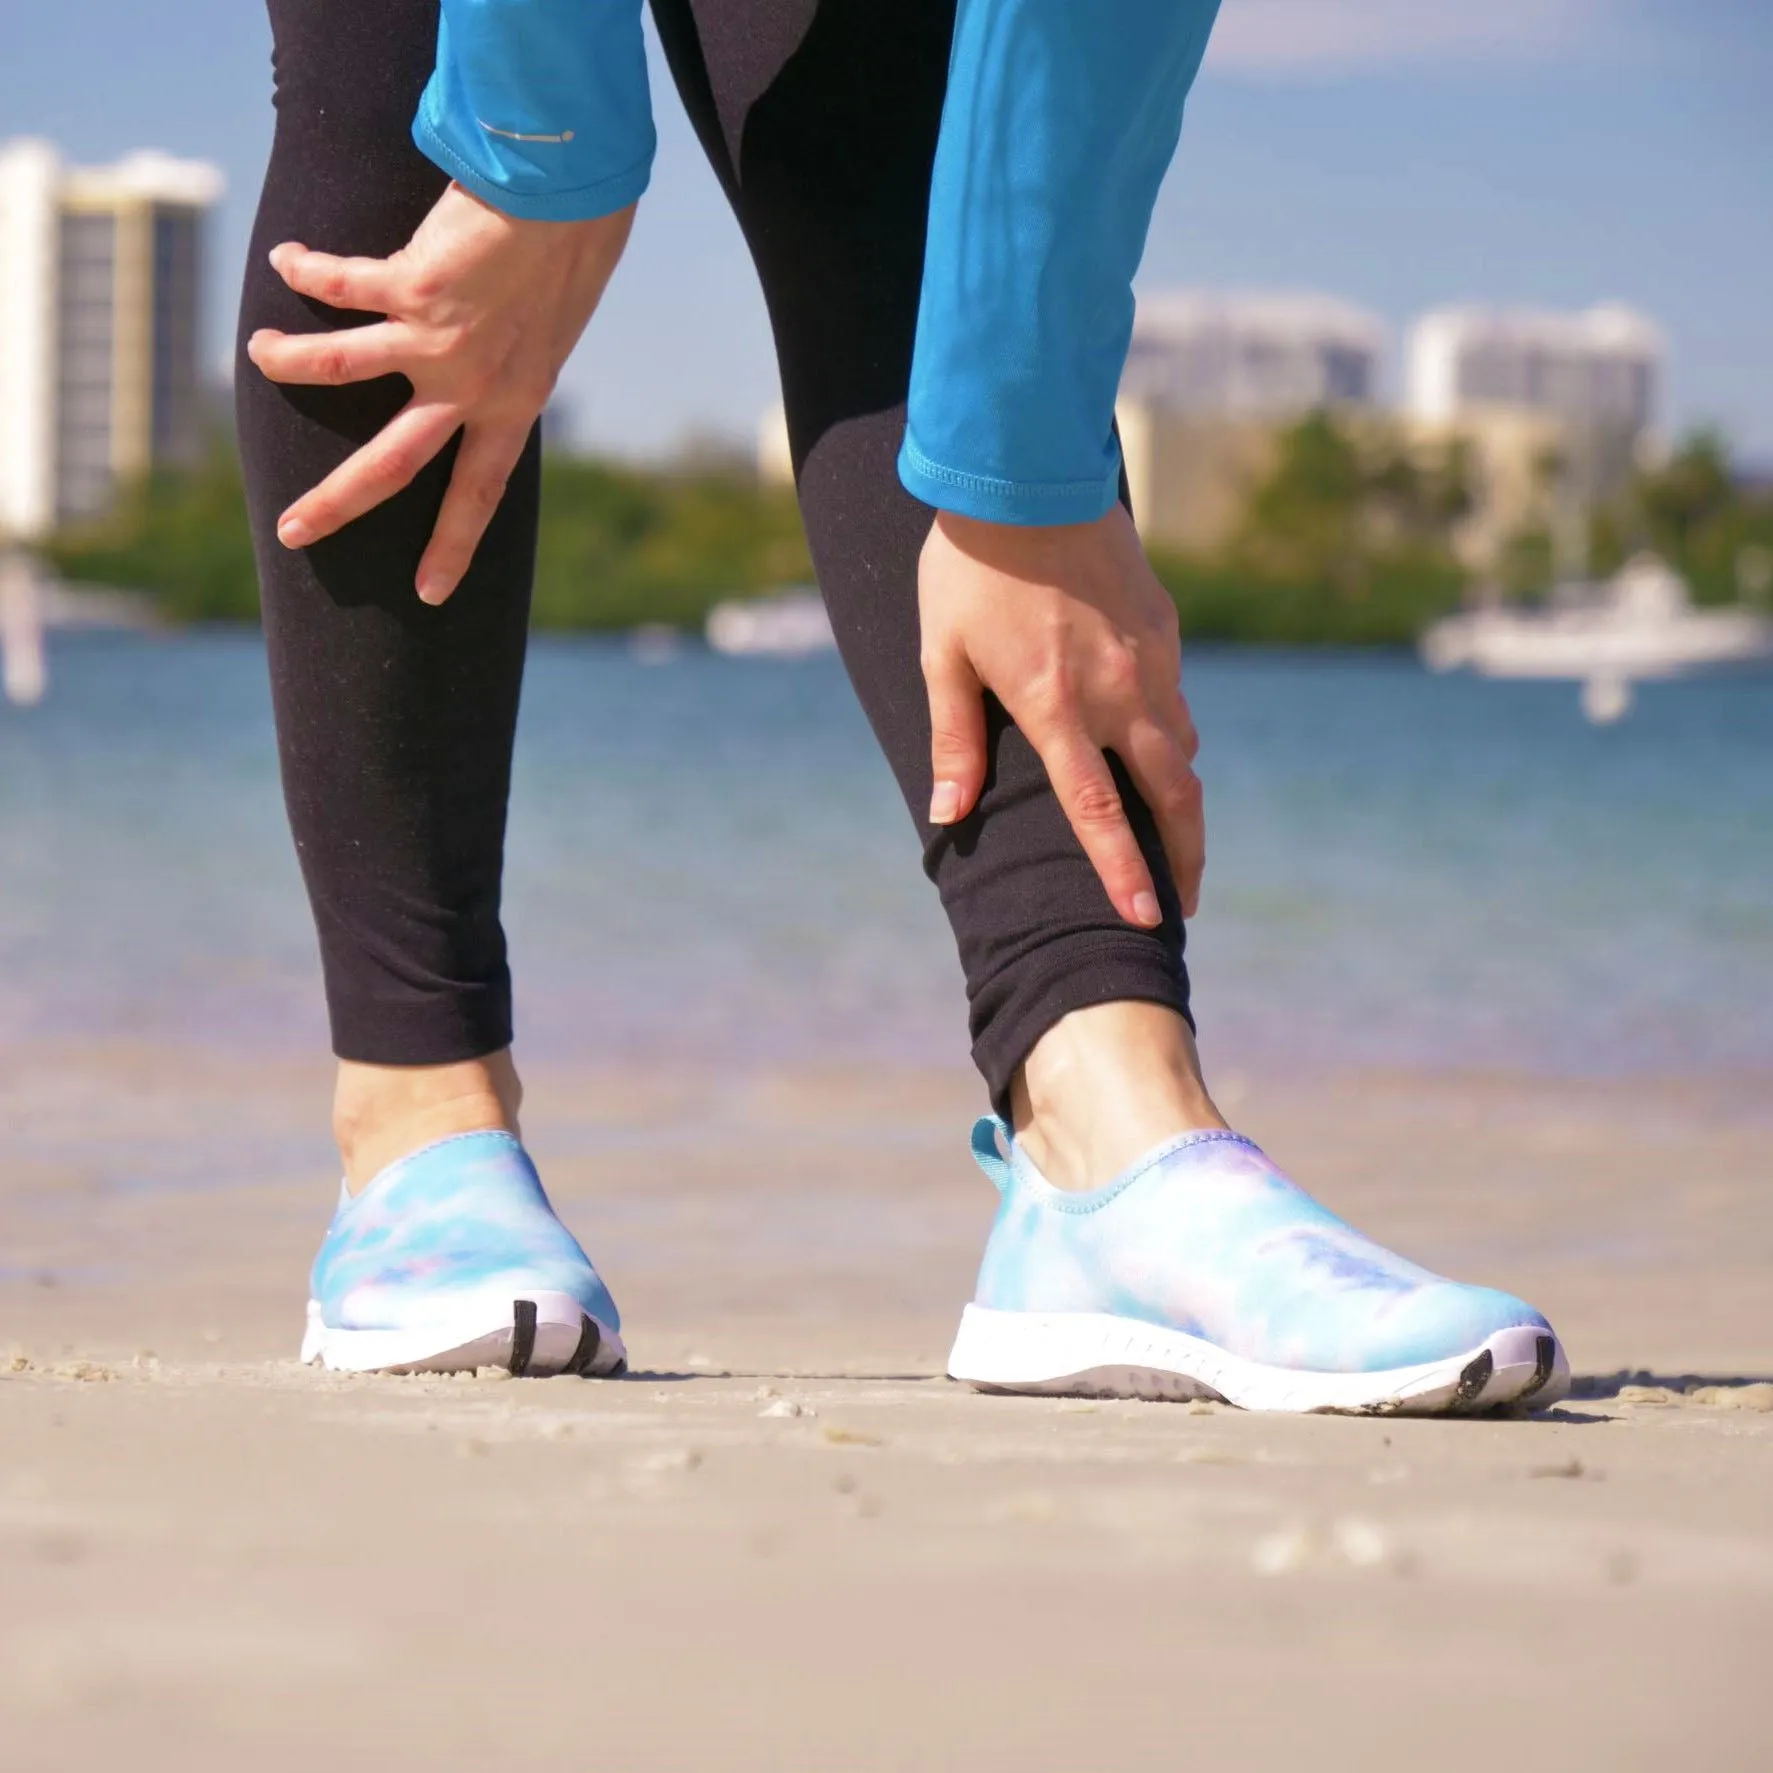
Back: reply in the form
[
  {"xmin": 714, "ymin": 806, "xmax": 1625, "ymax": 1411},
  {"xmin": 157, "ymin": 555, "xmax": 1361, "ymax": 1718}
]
[{"xmin": 922, "ymin": 641, "xmax": 988, "ymax": 826}]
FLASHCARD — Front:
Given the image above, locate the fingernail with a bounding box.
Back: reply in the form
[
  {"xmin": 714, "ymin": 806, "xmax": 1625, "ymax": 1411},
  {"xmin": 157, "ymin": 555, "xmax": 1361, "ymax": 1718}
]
[
  {"xmin": 1132, "ymin": 891, "xmax": 1161, "ymax": 927},
  {"xmin": 277, "ymin": 517, "xmax": 311, "ymax": 549},
  {"xmin": 928, "ymin": 780, "xmax": 963, "ymax": 824},
  {"xmin": 416, "ymin": 578, "xmax": 444, "ymax": 605}
]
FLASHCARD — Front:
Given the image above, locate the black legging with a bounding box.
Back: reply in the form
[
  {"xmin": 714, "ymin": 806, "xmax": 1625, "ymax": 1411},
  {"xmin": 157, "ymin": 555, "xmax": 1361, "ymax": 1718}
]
[{"xmin": 236, "ymin": 0, "xmax": 1191, "ymax": 1115}]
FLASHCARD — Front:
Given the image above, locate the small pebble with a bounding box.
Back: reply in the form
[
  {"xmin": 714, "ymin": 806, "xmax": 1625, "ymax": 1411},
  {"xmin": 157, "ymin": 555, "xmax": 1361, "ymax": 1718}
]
[
  {"xmin": 823, "ymin": 1425, "xmax": 883, "ymax": 1448},
  {"xmin": 1615, "ymin": 1385, "xmax": 1677, "ymax": 1406},
  {"xmin": 760, "ymin": 1398, "xmax": 812, "ymax": 1419},
  {"xmin": 1332, "ymin": 1518, "xmax": 1390, "ymax": 1569},
  {"xmin": 634, "ymin": 1447, "xmax": 702, "ymax": 1475},
  {"xmin": 1528, "ymin": 1457, "xmax": 1594, "ymax": 1480},
  {"xmin": 1251, "ymin": 1522, "xmax": 1315, "ymax": 1576},
  {"xmin": 993, "ymin": 1490, "xmax": 1059, "ymax": 1525}
]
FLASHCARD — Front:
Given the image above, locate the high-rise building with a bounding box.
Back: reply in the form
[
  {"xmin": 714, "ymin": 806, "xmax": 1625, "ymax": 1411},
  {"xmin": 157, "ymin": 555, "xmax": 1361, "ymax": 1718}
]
[
  {"xmin": 1114, "ymin": 291, "xmax": 1385, "ymax": 552},
  {"xmin": 1122, "ymin": 291, "xmax": 1386, "ymax": 418},
  {"xmin": 1405, "ymin": 305, "xmax": 1664, "ymax": 570},
  {"xmin": 1406, "ymin": 304, "xmax": 1661, "ymax": 439},
  {"xmin": 0, "ymin": 138, "xmax": 223, "ymax": 541}
]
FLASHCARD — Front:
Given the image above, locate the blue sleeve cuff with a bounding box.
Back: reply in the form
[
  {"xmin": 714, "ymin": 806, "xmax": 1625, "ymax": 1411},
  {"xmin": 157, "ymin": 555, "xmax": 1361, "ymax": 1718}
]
[
  {"xmin": 414, "ymin": 97, "xmax": 653, "ymax": 221},
  {"xmin": 413, "ymin": 1, "xmax": 654, "ymax": 224},
  {"xmin": 897, "ymin": 434, "xmax": 1123, "ymax": 527}
]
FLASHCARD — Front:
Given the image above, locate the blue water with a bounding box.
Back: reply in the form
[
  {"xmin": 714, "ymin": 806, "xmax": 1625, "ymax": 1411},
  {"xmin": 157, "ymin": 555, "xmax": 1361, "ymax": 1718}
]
[{"xmin": 2, "ymin": 629, "xmax": 1770, "ymax": 1082}]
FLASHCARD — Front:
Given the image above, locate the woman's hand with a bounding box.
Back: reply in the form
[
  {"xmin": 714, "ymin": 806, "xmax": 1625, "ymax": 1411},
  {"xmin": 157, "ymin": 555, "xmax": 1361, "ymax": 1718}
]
[
  {"xmin": 246, "ymin": 183, "xmax": 633, "ymax": 604},
  {"xmin": 919, "ymin": 506, "xmax": 1204, "ymax": 926}
]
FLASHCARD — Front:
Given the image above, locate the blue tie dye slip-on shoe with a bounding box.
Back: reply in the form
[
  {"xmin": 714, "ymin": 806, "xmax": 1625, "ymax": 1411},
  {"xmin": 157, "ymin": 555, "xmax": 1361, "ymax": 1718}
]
[
  {"xmin": 946, "ymin": 1119, "xmax": 1569, "ymax": 1415},
  {"xmin": 299, "ymin": 1130, "xmax": 626, "ymax": 1377}
]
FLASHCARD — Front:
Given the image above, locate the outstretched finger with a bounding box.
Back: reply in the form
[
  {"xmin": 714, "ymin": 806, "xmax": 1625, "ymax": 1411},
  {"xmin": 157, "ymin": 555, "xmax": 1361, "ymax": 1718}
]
[
  {"xmin": 1032, "ymin": 727, "xmax": 1160, "ymax": 928},
  {"xmin": 276, "ymin": 400, "xmax": 460, "ymax": 549},
  {"xmin": 1123, "ymin": 717, "xmax": 1206, "ymax": 919},
  {"xmin": 922, "ymin": 642, "xmax": 989, "ymax": 825},
  {"xmin": 269, "ymin": 242, "xmax": 401, "ymax": 316},
  {"xmin": 415, "ymin": 424, "xmax": 532, "ymax": 605},
  {"xmin": 247, "ymin": 321, "xmax": 409, "ymax": 388}
]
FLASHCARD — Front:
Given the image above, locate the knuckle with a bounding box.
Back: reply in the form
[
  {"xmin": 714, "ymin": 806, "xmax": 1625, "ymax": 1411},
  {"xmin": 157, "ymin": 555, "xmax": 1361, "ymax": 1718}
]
[
  {"xmin": 374, "ymin": 448, "xmax": 421, "ymax": 491},
  {"xmin": 1029, "ymin": 662, "xmax": 1079, "ymax": 723},
  {"xmin": 928, "ymin": 716, "xmax": 976, "ymax": 755},
  {"xmin": 316, "ymin": 343, "xmax": 352, "ymax": 384},
  {"xmin": 1096, "ymin": 646, "xmax": 1139, "ymax": 700},
  {"xmin": 1159, "ymin": 771, "xmax": 1204, "ymax": 817},
  {"xmin": 466, "ymin": 474, "xmax": 508, "ymax": 515},
  {"xmin": 1069, "ymin": 777, "xmax": 1124, "ymax": 828}
]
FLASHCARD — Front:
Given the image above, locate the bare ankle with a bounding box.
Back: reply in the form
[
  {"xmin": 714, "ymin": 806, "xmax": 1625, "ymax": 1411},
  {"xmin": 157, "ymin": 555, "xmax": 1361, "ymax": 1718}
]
[
  {"xmin": 1011, "ymin": 1002, "xmax": 1226, "ymax": 1193},
  {"xmin": 334, "ymin": 1051, "xmax": 523, "ymax": 1193}
]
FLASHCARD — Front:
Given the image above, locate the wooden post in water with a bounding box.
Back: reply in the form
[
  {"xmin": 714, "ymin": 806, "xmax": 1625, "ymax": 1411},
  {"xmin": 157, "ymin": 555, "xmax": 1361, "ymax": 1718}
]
[{"xmin": 0, "ymin": 546, "xmax": 48, "ymax": 706}]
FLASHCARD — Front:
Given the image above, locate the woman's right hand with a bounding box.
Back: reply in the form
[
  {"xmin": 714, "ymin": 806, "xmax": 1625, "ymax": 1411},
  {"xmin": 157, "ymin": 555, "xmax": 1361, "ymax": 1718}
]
[{"xmin": 246, "ymin": 182, "xmax": 633, "ymax": 605}]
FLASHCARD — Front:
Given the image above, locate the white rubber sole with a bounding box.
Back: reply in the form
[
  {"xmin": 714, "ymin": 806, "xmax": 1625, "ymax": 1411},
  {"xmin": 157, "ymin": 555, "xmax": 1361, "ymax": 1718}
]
[
  {"xmin": 301, "ymin": 1290, "xmax": 627, "ymax": 1378},
  {"xmin": 947, "ymin": 1304, "xmax": 1570, "ymax": 1416}
]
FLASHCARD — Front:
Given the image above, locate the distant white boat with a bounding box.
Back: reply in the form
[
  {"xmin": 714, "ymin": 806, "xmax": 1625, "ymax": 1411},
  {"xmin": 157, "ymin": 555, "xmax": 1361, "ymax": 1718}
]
[
  {"xmin": 705, "ymin": 588, "xmax": 835, "ymax": 658},
  {"xmin": 1420, "ymin": 554, "xmax": 1773, "ymax": 722}
]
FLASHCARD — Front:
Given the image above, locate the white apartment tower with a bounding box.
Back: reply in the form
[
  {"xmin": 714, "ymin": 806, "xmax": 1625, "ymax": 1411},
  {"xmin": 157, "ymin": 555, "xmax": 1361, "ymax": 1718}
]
[
  {"xmin": 1405, "ymin": 304, "xmax": 1663, "ymax": 564},
  {"xmin": 1122, "ymin": 291, "xmax": 1386, "ymax": 417},
  {"xmin": 1112, "ymin": 291, "xmax": 1385, "ymax": 552},
  {"xmin": 1406, "ymin": 304, "xmax": 1661, "ymax": 437},
  {"xmin": 0, "ymin": 138, "xmax": 223, "ymax": 541}
]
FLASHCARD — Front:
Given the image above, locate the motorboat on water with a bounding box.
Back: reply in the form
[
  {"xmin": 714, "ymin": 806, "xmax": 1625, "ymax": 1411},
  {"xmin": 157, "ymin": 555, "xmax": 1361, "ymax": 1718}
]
[
  {"xmin": 705, "ymin": 587, "xmax": 835, "ymax": 658},
  {"xmin": 1420, "ymin": 553, "xmax": 1773, "ymax": 721}
]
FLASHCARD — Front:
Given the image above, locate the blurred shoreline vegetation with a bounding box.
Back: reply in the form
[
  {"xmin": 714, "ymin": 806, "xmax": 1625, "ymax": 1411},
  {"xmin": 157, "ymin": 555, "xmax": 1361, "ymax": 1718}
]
[
  {"xmin": 42, "ymin": 434, "xmax": 815, "ymax": 629},
  {"xmin": 1149, "ymin": 412, "xmax": 1473, "ymax": 646},
  {"xmin": 43, "ymin": 418, "xmax": 1773, "ymax": 643}
]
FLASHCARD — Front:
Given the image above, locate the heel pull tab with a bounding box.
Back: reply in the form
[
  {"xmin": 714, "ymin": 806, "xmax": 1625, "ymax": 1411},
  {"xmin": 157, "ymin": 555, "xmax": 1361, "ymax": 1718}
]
[{"xmin": 969, "ymin": 1116, "xmax": 1015, "ymax": 1194}]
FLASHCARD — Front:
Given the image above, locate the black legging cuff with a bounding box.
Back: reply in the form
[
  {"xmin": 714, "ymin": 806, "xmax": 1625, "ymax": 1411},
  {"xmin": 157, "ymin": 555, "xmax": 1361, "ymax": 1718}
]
[
  {"xmin": 324, "ymin": 975, "xmax": 514, "ymax": 1069},
  {"xmin": 970, "ymin": 928, "xmax": 1194, "ymax": 1122}
]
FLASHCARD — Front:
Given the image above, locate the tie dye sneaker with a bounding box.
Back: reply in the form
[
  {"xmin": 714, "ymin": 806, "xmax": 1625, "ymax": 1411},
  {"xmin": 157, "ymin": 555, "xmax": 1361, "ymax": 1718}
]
[
  {"xmin": 947, "ymin": 1118, "xmax": 1568, "ymax": 1415},
  {"xmin": 299, "ymin": 1130, "xmax": 626, "ymax": 1377}
]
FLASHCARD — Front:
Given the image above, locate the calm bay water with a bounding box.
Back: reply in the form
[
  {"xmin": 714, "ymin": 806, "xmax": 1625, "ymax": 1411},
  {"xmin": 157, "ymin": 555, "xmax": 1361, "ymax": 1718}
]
[{"xmin": 2, "ymin": 628, "xmax": 1770, "ymax": 1083}]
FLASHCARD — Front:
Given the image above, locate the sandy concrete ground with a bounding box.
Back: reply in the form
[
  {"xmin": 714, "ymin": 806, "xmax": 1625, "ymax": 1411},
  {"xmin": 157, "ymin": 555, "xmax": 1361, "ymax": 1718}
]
[{"xmin": 2, "ymin": 1047, "xmax": 1770, "ymax": 1771}]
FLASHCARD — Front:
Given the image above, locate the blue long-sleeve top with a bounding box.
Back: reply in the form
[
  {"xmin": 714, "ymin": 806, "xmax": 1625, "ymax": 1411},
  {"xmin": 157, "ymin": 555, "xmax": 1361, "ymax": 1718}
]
[{"xmin": 414, "ymin": 1, "xmax": 1221, "ymax": 527}]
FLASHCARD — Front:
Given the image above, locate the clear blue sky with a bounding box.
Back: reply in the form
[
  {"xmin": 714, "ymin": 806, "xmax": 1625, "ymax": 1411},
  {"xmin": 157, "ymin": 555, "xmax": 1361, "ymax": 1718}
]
[{"xmin": 6, "ymin": 1, "xmax": 1770, "ymax": 462}]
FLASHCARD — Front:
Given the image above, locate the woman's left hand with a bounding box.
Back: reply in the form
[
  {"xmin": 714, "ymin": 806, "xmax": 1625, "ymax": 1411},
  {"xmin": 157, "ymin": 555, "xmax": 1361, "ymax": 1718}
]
[
  {"xmin": 918, "ymin": 506, "xmax": 1205, "ymax": 927},
  {"xmin": 246, "ymin": 181, "xmax": 634, "ymax": 604}
]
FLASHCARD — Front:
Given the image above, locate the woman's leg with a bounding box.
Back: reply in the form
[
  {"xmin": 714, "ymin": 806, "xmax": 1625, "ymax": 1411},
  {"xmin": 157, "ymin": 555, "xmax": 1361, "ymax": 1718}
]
[
  {"xmin": 649, "ymin": 0, "xmax": 1214, "ymax": 1188},
  {"xmin": 238, "ymin": 0, "xmax": 534, "ymax": 1186},
  {"xmin": 650, "ymin": 3, "xmax": 1568, "ymax": 1414}
]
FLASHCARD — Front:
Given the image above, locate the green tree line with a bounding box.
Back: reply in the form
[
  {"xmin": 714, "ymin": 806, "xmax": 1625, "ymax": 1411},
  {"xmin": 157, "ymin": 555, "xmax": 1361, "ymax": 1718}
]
[{"xmin": 44, "ymin": 417, "xmax": 1772, "ymax": 644}]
